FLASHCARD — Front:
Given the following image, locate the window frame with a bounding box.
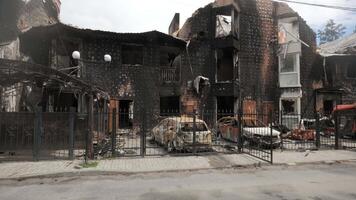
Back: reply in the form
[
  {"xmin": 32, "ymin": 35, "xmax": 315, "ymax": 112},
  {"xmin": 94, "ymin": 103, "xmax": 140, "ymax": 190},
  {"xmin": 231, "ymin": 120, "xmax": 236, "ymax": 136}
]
[
  {"xmin": 279, "ymin": 53, "xmax": 301, "ymax": 87},
  {"xmin": 346, "ymin": 62, "xmax": 356, "ymax": 79}
]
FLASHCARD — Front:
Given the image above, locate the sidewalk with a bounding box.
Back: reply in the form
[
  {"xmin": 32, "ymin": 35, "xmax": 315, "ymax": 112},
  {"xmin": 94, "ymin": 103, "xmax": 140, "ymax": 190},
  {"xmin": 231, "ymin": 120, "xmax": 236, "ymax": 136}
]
[{"xmin": 0, "ymin": 150, "xmax": 355, "ymax": 180}]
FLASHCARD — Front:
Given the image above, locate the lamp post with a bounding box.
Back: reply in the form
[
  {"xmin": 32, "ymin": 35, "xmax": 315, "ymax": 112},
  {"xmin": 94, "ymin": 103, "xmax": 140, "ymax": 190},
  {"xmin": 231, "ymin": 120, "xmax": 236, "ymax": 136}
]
[{"xmin": 71, "ymin": 51, "xmax": 112, "ymax": 159}]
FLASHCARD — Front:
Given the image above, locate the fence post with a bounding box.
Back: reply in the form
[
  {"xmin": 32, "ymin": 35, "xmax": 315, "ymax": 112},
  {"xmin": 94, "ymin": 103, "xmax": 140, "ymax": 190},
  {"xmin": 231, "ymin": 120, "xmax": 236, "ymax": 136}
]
[
  {"xmin": 68, "ymin": 107, "xmax": 75, "ymax": 160},
  {"xmin": 140, "ymin": 108, "xmax": 146, "ymax": 157},
  {"xmin": 193, "ymin": 109, "xmax": 197, "ymax": 155},
  {"xmin": 269, "ymin": 112, "xmax": 273, "ymax": 164},
  {"xmin": 335, "ymin": 112, "xmax": 339, "ymax": 150},
  {"xmin": 315, "ymin": 112, "xmax": 321, "ymax": 149},
  {"xmin": 237, "ymin": 108, "xmax": 243, "ymax": 153},
  {"xmin": 280, "ymin": 110, "xmax": 284, "ymax": 150},
  {"xmin": 33, "ymin": 107, "xmax": 42, "ymax": 161},
  {"xmin": 111, "ymin": 108, "xmax": 117, "ymax": 157}
]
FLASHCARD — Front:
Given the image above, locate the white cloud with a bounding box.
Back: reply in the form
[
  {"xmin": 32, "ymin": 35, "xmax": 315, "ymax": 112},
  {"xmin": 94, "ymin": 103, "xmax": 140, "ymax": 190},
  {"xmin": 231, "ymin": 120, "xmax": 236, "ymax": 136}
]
[
  {"xmin": 286, "ymin": 0, "xmax": 356, "ymax": 35},
  {"xmin": 60, "ymin": 0, "xmax": 212, "ymax": 33},
  {"xmin": 60, "ymin": 0, "xmax": 356, "ymax": 35}
]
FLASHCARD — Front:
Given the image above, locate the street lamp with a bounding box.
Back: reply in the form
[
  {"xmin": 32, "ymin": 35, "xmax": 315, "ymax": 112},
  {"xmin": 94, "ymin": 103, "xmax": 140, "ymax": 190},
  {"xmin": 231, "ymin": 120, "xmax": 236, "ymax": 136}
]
[
  {"xmin": 72, "ymin": 51, "xmax": 112, "ymax": 63},
  {"xmin": 72, "ymin": 51, "xmax": 81, "ymax": 60},
  {"xmin": 104, "ymin": 54, "xmax": 112, "ymax": 63}
]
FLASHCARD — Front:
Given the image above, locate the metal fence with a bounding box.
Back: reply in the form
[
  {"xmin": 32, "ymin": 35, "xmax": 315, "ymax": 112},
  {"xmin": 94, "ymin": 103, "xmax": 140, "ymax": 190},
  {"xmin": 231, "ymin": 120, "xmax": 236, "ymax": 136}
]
[
  {"xmin": 91, "ymin": 109, "xmax": 273, "ymax": 163},
  {"xmin": 278, "ymin": 111, "xmax": 356, "ymax": 151},
  {"xmin": 3, "ymin": 108, "xmax": 353, "ymax": 163},
  {"xmin": 0, "ymin": 110, "xmax": 87, "ymax": 161}
]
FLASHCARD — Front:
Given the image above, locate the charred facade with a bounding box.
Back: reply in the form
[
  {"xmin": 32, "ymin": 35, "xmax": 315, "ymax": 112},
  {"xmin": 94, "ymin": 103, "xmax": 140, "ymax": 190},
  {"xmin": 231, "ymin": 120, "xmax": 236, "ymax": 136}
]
[{"xmin": 170, "ymin": 0, "xmax": 319, "ymax": 128}]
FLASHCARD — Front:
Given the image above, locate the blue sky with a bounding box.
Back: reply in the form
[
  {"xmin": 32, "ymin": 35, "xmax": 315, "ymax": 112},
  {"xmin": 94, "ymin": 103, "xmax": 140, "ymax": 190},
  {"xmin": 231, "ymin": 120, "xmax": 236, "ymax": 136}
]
[{"xmin": 60, "ymin": 0, "xmax": 356, "ymax": 36}]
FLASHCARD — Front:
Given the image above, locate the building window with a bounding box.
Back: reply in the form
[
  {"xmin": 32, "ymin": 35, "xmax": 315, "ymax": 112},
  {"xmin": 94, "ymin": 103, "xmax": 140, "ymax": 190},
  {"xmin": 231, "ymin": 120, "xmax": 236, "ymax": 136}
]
[
  {"xmin": 121, "ymin": 45, "xmax": 143, "ymax": 65},
  {"xmin": 216, "ymin": 48, "xmax": 234, "ymax": 82},
  {"xmin": 280, "ymin": 98, "xmax": 301, "ymax": 129},
  {"xmin": 119, "ymin": 100, "xmax": 134, "ymax": 129},
  {"xmin": 160, "ymin": 96, "xmax": 180, "ymax": 116},
  {"xmin": 0, "ymin": 49, "xmax": 4, "ymax": 59},
  {"xmin": 279, "ymin": 54, "xmax": 300, "ymax": 87},
  {"xmin": 347, "ymin": 63, "xmax": 356, "ymax": 78},
  {"xmin": 215, "ymin": 8, "xmax": 239, "ymax": 39},
  {"xmin": 216, "ymin": 15, "xmax": 232, "ymax": 38},
  {"xmin": 281, "ymin": 99, "xmax": 298, "ymax": 115},
  {"xmin": 280, "ymin": 54, "xmax": 296, "ymax": 73}
]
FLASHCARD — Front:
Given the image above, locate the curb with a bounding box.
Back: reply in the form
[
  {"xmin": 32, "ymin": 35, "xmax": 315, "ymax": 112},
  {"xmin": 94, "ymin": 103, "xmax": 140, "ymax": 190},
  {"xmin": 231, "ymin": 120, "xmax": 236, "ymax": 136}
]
[{"xmin": 1, "ymin": 159, "xmax": 356, "ymax": 181}]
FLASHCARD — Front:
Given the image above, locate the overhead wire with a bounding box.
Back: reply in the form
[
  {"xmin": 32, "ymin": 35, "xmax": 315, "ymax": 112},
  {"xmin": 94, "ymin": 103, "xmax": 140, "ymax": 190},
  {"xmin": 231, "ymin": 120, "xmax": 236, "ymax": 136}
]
[{"xmin": 275, "ymin": 0, "xmax": 356, "ymax": 12}]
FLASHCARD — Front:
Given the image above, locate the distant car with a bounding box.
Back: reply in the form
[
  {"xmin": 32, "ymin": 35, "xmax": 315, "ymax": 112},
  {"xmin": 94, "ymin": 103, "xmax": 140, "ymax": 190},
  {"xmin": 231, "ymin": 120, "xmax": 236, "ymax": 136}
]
[
  {"xmin": 151, "ymin": 116, "xmax": 212, "ymax": 152},
  {"xmin": 217, "ymin": 116, "xmax": 281, "ymax": 148}
]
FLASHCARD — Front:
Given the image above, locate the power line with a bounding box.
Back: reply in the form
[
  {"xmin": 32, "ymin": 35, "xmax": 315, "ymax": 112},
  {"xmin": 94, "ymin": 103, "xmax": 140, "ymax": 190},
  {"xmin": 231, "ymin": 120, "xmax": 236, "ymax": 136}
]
[{"xmin": 275, "ymin": 0, "xmax": 356, "ymax": 12}]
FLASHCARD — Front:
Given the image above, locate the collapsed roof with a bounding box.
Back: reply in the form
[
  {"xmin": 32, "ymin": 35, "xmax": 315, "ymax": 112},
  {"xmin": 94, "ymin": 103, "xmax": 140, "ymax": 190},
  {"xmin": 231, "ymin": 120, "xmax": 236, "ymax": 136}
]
[{"xmin": 319, "ymin": 33, "xmax": 356, "ymax": 57}]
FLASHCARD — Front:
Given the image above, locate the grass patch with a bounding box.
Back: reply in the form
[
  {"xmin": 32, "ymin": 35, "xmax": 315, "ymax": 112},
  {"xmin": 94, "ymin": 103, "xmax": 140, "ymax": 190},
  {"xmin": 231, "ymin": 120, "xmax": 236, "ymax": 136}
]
[{"xmin": 80, "ymin": 161, "xmax": 99, "ymax": 168}]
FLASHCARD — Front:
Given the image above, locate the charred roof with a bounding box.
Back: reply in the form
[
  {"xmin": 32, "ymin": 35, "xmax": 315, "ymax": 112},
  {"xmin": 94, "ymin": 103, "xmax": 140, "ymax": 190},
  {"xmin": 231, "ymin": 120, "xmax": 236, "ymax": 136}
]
[{"xmin": 21, "ymin": 23, "xmax": 186, "ymax": 48}]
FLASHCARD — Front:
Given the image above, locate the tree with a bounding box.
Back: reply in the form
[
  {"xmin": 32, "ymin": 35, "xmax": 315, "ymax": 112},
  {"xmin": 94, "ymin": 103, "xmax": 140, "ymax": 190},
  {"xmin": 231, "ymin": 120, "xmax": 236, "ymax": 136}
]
[{"xmin": 318, "ymin": 19, "xmax": 346, "ymax": 44}]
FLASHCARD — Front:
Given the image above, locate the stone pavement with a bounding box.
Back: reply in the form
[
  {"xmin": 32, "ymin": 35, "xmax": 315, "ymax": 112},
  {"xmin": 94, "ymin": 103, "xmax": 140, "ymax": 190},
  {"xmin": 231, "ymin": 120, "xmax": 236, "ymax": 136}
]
[{"xmin": 0, "ymin": 150, "xmax": 355, "ymax": 180}]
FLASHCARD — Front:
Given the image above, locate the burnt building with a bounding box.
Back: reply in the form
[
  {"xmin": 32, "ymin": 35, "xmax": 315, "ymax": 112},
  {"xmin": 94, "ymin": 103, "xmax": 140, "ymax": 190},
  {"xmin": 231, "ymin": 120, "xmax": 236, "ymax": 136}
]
[
  {"xmin": 19, "ymin": 23, "xmax": 186, "ymax": 130},
  {"xmin": 0, "ymin": 0, "xmax": 61, "ymax": 112},
  {"xmin": 169, "ymin": 0, "xmax": 319, "ymax": 127},
  {"xmin": 316, "ymin": 33, "xmax": 356, "ymax": 114}
]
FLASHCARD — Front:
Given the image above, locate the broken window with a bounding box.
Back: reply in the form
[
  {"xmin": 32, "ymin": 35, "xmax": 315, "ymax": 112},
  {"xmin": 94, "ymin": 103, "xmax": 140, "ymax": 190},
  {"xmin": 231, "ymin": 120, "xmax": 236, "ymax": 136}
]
[
  {"xmin": 323, "ymin": 100, "xmax": 334, "ymax": 114},
  {"xmin": 346, "ymin": 63, "xmax": 356, "ymax": 78},
  {"xmin": 53, "ymin": 38, "xmax": 80, "ymax": 76},
  {"xmin": 160, "ymin": 96, "xmax": 180, "ymax": 116},
  {"xmin": 280, "ymin": 54, "xmax": 296, "ymax": 73},
  {"xmin": 279, "ymin": 54, "xmax": 300, "ymax": 87},
  {"xmin": 160, "ymin": 51, "xmax": 176, "ymax": 67},
  {"xmin": 281, "ymin": 99, "xmax": 297, "ymax": 115},
  {"xmin": 216, "ymin": 15, "xmax": 232, "ymax": 38},
  {"xmin": 119, "ymin": 100, "xmax": 134, "ymax": 129},
  {"xmin": 121, "ymin": 45, "xmax": 143, "ymax": 65},
  {"xmin": 278, "ymin": 22, "xmax": 299, "ymax": 44},
  {"xmin": 216, "ymin": 48, "xmax": 234, "ymax": 82}
]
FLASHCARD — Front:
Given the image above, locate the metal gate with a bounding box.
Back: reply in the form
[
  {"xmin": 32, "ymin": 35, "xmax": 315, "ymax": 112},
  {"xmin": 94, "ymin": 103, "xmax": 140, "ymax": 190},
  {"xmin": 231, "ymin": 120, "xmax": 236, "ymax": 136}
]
[{"xmin": 241, "ymin": 112, "xmax": 274, "ymax": 163}]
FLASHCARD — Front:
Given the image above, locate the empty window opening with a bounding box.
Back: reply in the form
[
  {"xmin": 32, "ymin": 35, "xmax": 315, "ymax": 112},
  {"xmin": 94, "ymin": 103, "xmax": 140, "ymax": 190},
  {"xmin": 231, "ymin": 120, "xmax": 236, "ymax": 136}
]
[
  {"xmin": 160, "ymin": 51, "xmax": 177, "ymax": 67},
  {"xmin": 281, "ymin": 99, "xmax": 297, "ymax": 115},
  {"xmin": 216, "ymin": 48, "xmax": 234, "ymax": 82},
  {"xmin": 160, "ymin": 96, "xmax": 180, "ymax": 116},
  {"xmin": 122, "ymin": 45, "xmax": 143, "ymax": 65},
  {"xmin": 119, "ymin": 100, "xmax": 133, "ymax": 129},
  {"xmin": 347, "ymin": 63, "xmax": 356, "ymax": 78},
  {"xmin": 216, "ymin": 15, "xmax": 232, "ymax": 38},
  {"xmin": 217, "ymin": 96, "xmax": 235, "ymax": 119},
  {"xmin": 323, "ymin": 100, "xmax": 334, "ymax": 114},
  {"xmin": 48, "ymin": 92, "xmax": 78, "ymax": 112},
  {"xmin": 55, "ymin": 39, "xmax": 79, "ymax": 76}
]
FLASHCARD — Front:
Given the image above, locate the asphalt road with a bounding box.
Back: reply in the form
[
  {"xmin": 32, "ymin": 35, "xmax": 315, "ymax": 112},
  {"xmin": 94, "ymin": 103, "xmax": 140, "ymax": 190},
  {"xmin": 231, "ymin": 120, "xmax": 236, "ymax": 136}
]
[{"xmin": 1, "ymin": 163, "xmax": 356, "ymax": 200}]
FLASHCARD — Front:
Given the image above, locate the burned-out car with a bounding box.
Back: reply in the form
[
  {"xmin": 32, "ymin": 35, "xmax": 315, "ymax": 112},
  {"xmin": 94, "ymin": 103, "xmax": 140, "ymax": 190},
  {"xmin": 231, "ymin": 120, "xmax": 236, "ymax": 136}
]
[
  {"xmin": 151, "ymin": 117, "xmax": 212, "ymax": 152},
  {"xmin": 217, "ymin": 117, "xmax": 281, "ymax": 148}
]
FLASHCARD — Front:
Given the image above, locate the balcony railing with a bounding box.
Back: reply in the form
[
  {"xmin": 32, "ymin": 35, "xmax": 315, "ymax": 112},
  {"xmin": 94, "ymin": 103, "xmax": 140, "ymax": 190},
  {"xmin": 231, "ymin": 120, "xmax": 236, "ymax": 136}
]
[{"xmin": 160, "ymin": 68, "xmax": 180, "ymax": 83}]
